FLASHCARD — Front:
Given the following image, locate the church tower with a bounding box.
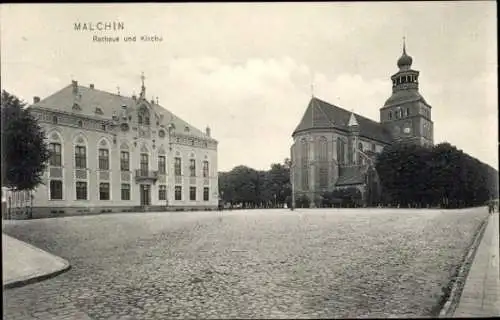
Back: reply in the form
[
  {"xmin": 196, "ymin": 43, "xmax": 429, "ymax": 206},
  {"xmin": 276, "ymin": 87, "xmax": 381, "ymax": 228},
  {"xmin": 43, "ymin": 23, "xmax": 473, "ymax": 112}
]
[{"xmin": 380, "ymin": 39, "xmax": 434, "ymax": 147}]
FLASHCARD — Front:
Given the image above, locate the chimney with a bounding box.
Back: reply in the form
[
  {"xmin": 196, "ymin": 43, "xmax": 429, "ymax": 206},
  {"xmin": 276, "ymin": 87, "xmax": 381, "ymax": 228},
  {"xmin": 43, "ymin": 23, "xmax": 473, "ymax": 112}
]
[
  {"xmin": 90, "ymin": 84, "xmax": 94, "ymax": 89},
  {"xmin": 33, "ymin": 96, "xmax": 40, "ymax": 104},
  {"xmin": 72, "ymin": 80, "xmax": 78, "ymax": 94},
  {"xmin": 206, "ymin": 126, "xmax": 211, "ymax": 137}
]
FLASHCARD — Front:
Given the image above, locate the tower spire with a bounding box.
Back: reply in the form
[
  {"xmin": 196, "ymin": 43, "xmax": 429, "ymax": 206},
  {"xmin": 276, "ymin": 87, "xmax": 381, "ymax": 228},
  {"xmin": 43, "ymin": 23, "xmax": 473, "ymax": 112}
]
[
  {"xmin": 403, "ymin": 36, "xmax": 406, "ymax": 54},
  {"xmin": 140, "ymin": 72, "xmax": 146, "ymax": 98}
]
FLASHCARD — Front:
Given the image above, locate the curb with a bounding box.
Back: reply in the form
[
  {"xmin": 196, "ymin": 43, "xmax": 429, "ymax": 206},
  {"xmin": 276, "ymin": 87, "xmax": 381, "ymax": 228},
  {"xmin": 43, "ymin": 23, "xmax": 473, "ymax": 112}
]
[
  {"xmin": 2, "ymin": 235, "xmax": 72, "ymax": 290},
  {"xmin": 437, "ymin": 213, "xmax": 491, "ymax": 317}
]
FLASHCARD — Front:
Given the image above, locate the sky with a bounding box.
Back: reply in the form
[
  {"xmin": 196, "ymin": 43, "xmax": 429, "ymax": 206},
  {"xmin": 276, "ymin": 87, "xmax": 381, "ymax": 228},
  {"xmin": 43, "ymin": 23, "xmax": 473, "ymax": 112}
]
[{"xmin": 1, "ymin": 2, "xmax": 497, "ymax": 172}]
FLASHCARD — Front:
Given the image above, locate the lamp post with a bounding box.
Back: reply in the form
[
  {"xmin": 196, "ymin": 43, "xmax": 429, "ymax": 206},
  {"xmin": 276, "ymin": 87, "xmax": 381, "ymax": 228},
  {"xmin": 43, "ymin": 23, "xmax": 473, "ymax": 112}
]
[{"xmin": 291, "ymin": 161, "xmax": 295, "ymax": 211}]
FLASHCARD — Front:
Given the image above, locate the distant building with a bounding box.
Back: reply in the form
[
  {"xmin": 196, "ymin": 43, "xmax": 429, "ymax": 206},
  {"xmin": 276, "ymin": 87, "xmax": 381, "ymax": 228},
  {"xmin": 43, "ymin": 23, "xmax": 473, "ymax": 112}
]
[
  {"xmin": 291, "ymin": 43, "xmax": 434, "ymax": 206},
  {"xmin": 23, "ymin": 74, "xmax": 218, "ymax": 217}
]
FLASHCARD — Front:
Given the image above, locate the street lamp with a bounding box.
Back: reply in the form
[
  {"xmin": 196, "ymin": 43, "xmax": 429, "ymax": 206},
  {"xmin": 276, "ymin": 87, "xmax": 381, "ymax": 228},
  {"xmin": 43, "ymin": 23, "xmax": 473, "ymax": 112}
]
[{"xmin": 291, "ymin": 161, "xmax": 295, "ymax": 211}]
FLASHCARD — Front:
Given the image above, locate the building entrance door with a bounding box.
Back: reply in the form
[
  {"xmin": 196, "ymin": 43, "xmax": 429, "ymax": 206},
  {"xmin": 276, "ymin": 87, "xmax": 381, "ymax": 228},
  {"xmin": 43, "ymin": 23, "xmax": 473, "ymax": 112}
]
[{"xmin": 140, "ymin": 184, "xmax": 151, "ymax": 206}]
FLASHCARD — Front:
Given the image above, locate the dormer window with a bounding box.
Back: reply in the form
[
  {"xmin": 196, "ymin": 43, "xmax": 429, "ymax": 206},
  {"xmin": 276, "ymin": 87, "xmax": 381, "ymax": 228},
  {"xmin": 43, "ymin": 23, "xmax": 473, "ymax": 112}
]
[
  {"xmin": 95, "ymin": 107, "xmax": 103, "ymax": 115},
  {"xmin": 72, "ymin": 103, "xmax": 81, "ymax": 111},
  {"xmin": 184, "ymin": 126, "xmax": 190, "ymax": 132}
]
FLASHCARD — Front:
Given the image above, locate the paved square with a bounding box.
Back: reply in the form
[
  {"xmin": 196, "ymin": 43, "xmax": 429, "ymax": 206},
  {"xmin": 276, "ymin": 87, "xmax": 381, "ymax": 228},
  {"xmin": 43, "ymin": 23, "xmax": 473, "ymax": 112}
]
[{"xmin": 2, "ymin": 208, "xmax": 489, "ymax": 319}]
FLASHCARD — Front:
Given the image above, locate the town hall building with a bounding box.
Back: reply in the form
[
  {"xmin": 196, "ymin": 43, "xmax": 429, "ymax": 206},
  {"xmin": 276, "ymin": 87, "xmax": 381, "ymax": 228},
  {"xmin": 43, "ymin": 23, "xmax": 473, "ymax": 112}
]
[
  {"xmin": 290, "ymin": 43, "xmax": 434, "ymax": 206},
  {"xmin": 23, "ymin": 74, "xmax": 219, "ymax": 217}
]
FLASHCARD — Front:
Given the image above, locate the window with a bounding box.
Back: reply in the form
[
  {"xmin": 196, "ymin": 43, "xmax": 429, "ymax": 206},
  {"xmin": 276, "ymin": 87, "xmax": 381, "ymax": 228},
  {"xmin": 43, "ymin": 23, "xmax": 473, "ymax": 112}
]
[
  {"xmin": 203, "ymin": 161, "xmax": 209, "ymax": 178},
  {"xmin": 75, "ymin": 146, "xmax": 86, "ymax": 169},
  {"xmin": 98, "ymin": 149, "xmax": 109, "ymax": 170},
  {"xmin": 337, "ymin": 137, "xmax": 345, "ymax": 165},
  {"xmin": 101, "ymin": 124, "xmax": 106, "ymax": 131},
  {"xmin": 158, "ymin": 156, "xmax": 166, "ymax": 174},
  {"xmin": 50, "ymin": 180, "xmax": 63, "ymax": 200},
  {"xmin": 190, "ymin": 187, "xmax": 196, "ymax": 201},
  {"xmin": 174, "ymin": 157, "xmax": 181, "ymax": 176},
  {"xmin": 52, "ymin": 116, "xmax": 58, "ymax": 124},
  {"xmin": 121, "ymin": 184, "xmax": 130, "ymax": 200},
  {"xmin": 49, "ymin": 143, "xmax": 62, "ymax": 166},
  {"xmin": 145, "ymin": 116, "xmax": 150, "ymax": 125},
  {"xmin": 189, "ymin": 159, "xmax": 196, "ymax": 177},
  {"xmin": 140, "ymin": 153, "xmax": 148, "ymax": 175},
  {"xmin": 203, "ymin": 187, "xmax": 209, "ymax": 201},
  {"xmin": 76, "ymin": 181, "xmax": 87, "ymax": 200},
  {"xmin": 120, "ymin": 151, "xmax": 129, "ymax": 171},
  {"xmin": 371, "ymin": 143, "xmax": 376, "ymax": 152},
  {"xmin": 99, "ymin": 183, "xmax": 110, "ymax": 200},
  {"xmin": 138, "ymin": 115, "xmax": 143, "ymax": 125},
  {"xmin": 389, "ymin": 111, "xmax": 392, "ymax": 120},
  {"xmin": 406, "ymin": 108, "xmax": 410, "ymax": 117},
  {"xmin": 78, "ymin": 120, "xmax": 83, "ymax": 127},
  {"xmin": 358, "ymin": 143, "xmax": 364, "ymax": 165},
  {"xmin": 159, "ymin": 185, "xmax": 167, "ymax": 200},
  {"xmin": 175, "ymin": 186, "xmax": 182, "ymax": 200}
]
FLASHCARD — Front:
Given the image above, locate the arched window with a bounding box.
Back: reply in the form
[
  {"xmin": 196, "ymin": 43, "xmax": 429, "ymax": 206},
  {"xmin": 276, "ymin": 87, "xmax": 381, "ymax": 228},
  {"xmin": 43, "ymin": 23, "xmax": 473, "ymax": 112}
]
[
  {"xmin": 318, "ymin": 137, "xmax": 328, "ymax": 188},
  {"xmin": 52, "ymin": 116, "xmax": 58, "ymax": 124},
  {"xmin": 357, "ymin": 142, "xmax": 364, "ymax": 165},
  {"xmin": 301, "ymin": 139, "xmax": 309, "ymax": 190},
  {"xmin": 48, "ymin": 131, "xmax": 63, "ymax": 167},
  {"xmin": 337, "ymin": 137, "xmax": 345, "ymax": 165},
  {"xmin": 74, "ymin": 136, "xmax": 87, "ymax": 169},
  {"xmin": 98, "ymin": 139, "xmax": 110, "ymax": 170},
  {"xmin": 78, "ymin": 120, "xmax": 83, "ymax": 127}
]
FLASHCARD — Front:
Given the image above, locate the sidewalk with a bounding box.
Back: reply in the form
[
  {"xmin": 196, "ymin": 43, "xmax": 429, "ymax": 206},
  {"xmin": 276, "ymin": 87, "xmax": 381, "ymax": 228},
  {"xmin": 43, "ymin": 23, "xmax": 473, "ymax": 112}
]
[
  {"xmin": 2, "ymin": 233, "xmax": 71, "ymax": 289},
  {"xmin": 453, "ymin": 211, "xmax": 500, "ymax": 317}
]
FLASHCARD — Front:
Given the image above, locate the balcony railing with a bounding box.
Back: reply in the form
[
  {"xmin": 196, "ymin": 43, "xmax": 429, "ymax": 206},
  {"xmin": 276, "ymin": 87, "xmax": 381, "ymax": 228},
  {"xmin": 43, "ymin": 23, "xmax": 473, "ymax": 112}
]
[{"xmin": 135, "ymin": 169, "xmax": 159, "ymax": 181}]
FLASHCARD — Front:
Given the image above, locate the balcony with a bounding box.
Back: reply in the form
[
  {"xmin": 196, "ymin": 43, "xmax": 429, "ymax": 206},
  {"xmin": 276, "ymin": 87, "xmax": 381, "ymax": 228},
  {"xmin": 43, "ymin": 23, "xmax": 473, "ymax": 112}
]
[{"xmin": 135, "ymin": 169, "xmax": 159, "ymax": 183}]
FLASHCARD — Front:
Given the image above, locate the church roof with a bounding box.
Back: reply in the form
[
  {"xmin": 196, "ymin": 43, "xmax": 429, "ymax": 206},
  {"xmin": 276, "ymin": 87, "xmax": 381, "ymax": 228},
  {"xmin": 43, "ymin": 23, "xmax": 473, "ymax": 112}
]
[
  {"xmin": 30, "ymin": 83, "xmax": 214, "ymax": 141},
  {"xmin": 293, "ymin": 97, "xmax": 393, "ymax": 144}
]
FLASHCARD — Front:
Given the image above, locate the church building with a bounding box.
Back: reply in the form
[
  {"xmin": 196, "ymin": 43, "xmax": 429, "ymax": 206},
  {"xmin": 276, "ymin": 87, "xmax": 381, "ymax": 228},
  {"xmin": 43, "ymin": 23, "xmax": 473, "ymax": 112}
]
[
  {"xmin": 290, "ymin": 43, "xmax": 434, "ymax": 206},
  {"xmin": 24, "ymin": 74, "xmax": 219, "ymax": 218}
]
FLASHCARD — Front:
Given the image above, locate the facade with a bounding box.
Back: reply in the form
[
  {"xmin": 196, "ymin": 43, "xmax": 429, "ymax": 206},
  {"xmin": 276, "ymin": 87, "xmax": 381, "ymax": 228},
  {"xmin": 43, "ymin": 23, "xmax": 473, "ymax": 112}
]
[
  {"xmin": 22, "ymin": 75, "xmax": 218, "ymax": 218},
  {"xmin": 291, "ymin": 43, "xmax": 434, "ymax": 206}
]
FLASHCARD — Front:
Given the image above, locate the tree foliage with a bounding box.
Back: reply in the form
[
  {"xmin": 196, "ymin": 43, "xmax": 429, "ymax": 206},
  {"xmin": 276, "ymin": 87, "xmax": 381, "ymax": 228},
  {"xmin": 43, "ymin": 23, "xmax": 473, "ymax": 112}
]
[
  {"xmin": 375, "ymin": 142, "xmax": 498, "ymax": 208},
  {"xmin": 218, "ymin": 159, "xmax": 291, "ymax": 208},
  {"xmin": 1, "ymin": 90, "xmax": 50, "ymax": 191}
]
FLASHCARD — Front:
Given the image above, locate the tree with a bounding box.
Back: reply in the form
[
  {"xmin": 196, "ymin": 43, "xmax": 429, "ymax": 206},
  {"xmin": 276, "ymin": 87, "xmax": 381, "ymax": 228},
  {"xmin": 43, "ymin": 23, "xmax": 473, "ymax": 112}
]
[{"xmin": 1, "ymin": 90, "xmax": 50, "ymax": 191}]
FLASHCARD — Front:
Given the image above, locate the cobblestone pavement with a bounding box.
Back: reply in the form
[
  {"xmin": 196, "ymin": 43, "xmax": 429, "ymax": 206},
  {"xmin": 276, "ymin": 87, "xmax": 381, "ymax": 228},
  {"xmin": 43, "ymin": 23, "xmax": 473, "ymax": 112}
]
[{"xmin": 2, "ymin": 208, "xmax": 489, "ymax": 319}]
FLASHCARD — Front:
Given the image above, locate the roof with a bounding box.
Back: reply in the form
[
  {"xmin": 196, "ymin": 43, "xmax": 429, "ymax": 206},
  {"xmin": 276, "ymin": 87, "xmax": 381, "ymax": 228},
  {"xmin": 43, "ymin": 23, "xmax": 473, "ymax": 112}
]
[
  {"xmin": 336, "ymin": 165, "xmax": 367, "ymax": 186},
  {"xmin": 293, "ymin": 97, "xmax": 393, "ymax": 144},
  {"xmin": 31, "ymin": 83, "xmax": 215, "ymax": 141},
  {"xmin": 383, "ymin": 89, "xmax": 429, "ymax": 108}
]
